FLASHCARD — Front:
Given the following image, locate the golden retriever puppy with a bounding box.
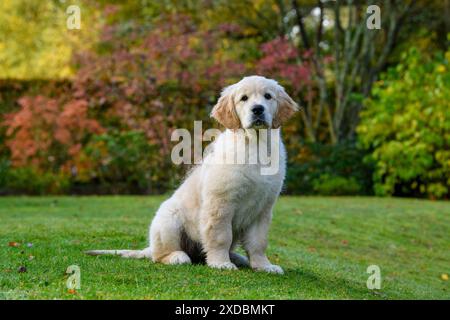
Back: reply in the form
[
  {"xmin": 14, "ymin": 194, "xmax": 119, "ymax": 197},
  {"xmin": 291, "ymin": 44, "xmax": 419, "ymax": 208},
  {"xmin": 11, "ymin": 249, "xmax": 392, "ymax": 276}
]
[{"xmin": 87, "ymin": 75, "xmax": 298, "ymax": 274}]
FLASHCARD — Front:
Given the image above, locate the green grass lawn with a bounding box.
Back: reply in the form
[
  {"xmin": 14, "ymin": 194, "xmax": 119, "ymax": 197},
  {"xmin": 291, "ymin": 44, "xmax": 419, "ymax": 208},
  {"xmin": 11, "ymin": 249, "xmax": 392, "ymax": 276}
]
[{"xmin": 0, "ymin": 196, "xmax": 449, "ymax": 299}]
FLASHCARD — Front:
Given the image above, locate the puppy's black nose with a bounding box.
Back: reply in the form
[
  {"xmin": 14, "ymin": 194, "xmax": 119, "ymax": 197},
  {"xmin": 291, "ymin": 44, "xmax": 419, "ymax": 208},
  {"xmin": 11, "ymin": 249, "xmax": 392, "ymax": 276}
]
[{"xmin": 252, "ymin": 105, "xmax": 264, "ymax": 115}]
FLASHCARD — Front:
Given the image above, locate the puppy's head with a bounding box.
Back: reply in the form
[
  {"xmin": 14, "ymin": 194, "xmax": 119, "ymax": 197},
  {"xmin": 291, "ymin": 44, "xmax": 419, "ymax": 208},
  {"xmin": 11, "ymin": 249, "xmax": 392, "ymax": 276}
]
[{"xmin": 211, "ymin": 75, "xmax": 299, "ymax": 129}]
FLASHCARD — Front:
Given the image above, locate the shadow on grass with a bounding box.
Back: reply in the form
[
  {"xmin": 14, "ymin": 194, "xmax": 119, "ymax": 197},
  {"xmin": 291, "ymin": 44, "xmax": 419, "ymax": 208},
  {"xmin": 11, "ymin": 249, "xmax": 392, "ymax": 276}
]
[{"xmin": 281, "ymin": 268, "xmax": 386, "ymax": 299}]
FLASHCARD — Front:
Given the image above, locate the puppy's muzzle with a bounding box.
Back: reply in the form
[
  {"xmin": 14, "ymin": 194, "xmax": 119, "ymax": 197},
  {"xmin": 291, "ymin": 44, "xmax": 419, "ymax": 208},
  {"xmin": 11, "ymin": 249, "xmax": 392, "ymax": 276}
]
[{"xmin": 251, "ymin": 105, "xmax": 268, "ymax": 128}]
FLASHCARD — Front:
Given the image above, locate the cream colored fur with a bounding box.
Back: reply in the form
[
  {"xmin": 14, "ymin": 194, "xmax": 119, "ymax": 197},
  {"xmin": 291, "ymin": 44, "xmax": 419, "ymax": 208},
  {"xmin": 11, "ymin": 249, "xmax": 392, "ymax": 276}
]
[{"xmin": 86, "ymin": 76, "xmax": 299, "ymax": 274}]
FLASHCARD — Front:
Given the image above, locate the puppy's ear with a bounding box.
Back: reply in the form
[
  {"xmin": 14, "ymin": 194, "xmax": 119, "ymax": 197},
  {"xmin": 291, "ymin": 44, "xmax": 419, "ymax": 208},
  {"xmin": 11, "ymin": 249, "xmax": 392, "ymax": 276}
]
[
  {"xmin": 272, "ymin": 85, "xmax": 299, "ymax": 128},
  {"xmin": 211, "ymin": 86, "xmax": 240, "ymax": 129}
]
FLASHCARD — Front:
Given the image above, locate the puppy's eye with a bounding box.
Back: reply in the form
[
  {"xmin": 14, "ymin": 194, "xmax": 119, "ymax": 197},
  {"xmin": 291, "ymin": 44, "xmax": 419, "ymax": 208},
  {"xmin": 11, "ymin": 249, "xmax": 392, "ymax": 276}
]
[
  {"xmin": 264, "ymin": 93, "xmax": 272, "ymax": 100},
  {"xmin": 241, "ymin": 95, "xmax": 248, "ymax": 101}
]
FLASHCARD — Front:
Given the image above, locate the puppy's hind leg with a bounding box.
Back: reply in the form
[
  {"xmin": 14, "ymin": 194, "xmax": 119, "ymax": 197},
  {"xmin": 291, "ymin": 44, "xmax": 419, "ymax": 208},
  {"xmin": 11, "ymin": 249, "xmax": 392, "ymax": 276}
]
[
  {"xmin": 161, "ymin": 251, "xmax": 191, "ymax": 265},
  {"xmin": 149, "ymin": 201, "xmax": 192, "ymax": 266}
]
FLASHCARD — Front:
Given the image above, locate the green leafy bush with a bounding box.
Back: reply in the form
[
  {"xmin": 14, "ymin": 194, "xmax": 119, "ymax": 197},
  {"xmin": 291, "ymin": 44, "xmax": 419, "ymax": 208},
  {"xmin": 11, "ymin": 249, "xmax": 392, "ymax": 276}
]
[
  {"xmin": 312, "ymin": 174, "xmax": 361, "ymax": 196},
  {"xmin": 358, "ymin": 47, "xmax": 450, "ymax": 199},
  {"xmin": 0, "ymin": 164, "xmax": 69, "ymax": 195},
  {"xmin": 285, "ymin": 142, "xmax": 372, "ymax": 195},
  {"xmin": 0, "ymin": 157, "xmax": 9, "ymax": 191},
  {"xmin": 75, "ymin": 130, "xmax": 169, "ymax": 194}
]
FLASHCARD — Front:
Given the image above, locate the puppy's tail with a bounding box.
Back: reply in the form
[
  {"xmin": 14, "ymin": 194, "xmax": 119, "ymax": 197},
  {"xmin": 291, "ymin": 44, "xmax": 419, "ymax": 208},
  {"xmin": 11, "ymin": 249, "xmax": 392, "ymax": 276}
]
[{"xmin": 85, "ymin": 247, "xmax": 152, "ymax": 259}]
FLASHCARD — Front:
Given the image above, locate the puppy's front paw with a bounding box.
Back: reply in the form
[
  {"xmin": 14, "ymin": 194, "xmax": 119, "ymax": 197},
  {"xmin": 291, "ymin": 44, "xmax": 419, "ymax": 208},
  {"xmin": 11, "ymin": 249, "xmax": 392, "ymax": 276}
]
[
  {"xmin": 208, "ymin": 261, "xmax": 238, "ymax": 270},
  {"xmin": 254, "ymin": 264, "xmax": 284, "ymax": 274}
]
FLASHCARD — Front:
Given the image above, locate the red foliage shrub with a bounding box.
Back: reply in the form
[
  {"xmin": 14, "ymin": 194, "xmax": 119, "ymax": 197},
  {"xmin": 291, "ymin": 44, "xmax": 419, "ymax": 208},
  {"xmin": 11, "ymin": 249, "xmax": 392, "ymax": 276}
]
[
  {"xmin": 71, "ymin": 13, "xmax": 246, "ymax": 157},
  {"xmin": 3, "ymin": 96, "xmax": 103, "ymax": 172},
  {"xmin": 256, "ymin": 37, "xmax": 314, "ymax": 97}
]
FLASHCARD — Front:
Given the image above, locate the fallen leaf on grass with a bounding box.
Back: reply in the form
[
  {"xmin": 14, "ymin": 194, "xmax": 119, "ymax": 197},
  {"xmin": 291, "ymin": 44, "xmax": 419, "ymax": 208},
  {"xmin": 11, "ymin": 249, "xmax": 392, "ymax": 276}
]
[
  {"xmin": 441, "ymin": 274, "xmax": 449, "ymax": 281},
  {"xmin": 341, "ymin": 240, "xmax": 349, "ymax": 245},
  {"xmin": 67, "ymin": 289, "xmax": 77, "ymax": 294},
  {"xmin": 28, "ymin": 255, "xmax": 35, "ymax": 261},
  {"xmin": 8, "ymin": 242, "xmax": 20, "ymax": 247}
]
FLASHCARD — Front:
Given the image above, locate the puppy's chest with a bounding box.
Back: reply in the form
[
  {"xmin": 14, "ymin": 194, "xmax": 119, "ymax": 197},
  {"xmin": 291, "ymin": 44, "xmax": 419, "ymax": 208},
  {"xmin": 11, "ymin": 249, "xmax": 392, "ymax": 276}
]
[{"xmin": 231, "ymin": 166, "xmax": 282, "ymax": 231}]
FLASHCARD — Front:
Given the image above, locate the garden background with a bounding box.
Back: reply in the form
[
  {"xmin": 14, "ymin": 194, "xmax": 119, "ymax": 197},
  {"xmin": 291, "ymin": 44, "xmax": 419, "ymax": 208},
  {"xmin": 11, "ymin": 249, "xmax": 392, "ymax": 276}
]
[
  {"xmin": 1, "ymin": 0, "xmax": 449, "ymax": 300},
  {"xmin": 0, "ymin": 0, "xmax": 449, "ymax": 199}
]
